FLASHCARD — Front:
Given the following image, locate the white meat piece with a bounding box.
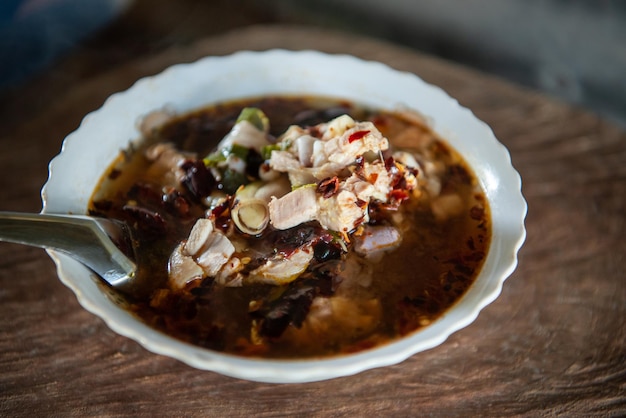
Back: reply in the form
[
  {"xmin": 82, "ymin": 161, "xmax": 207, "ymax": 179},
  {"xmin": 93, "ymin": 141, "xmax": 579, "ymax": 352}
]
[
  {"xmin": 357, "ymin": 161, "xmax": 392, "ymax": 201},
  {"xmin": 277, "ymin": 124, "xmax": 307, "ymax": 144},
  {"xmin": 285, "ymin": 296, "xmax": 381, "ymax": 343},
  {"xmin": 269, "ymin": 150, "xmax": 302, "ymax": 173},
  {"xmin": 319, "ymin": 114, "xmax": 356, "ymax": 141},
  {"xmin": 295, "ymin": 135, "xmax": 317, "ymax": 167},
  {"xmin": 431, "ymin": 194, "xmax": 464, "ymax": 221},
  {"xmin": 270, "ymin": 148, "xmax": 337, "ymax": 183},
  {"xmin": 178, "ymin": 218, "xmax": 236, "ymax": 277},
  {"xmin": 253, "ymin": 176, "xmax": 291, "ymax": 203},
  {"xmin": 168, "ymin": 243, "xmax": 204, "ymax": 291},
  {"xmin": 316, "ymin": 189, "xmax": 365, "ymax": 233},
  {"xmin": 268, "ymin": 186, "xmax": 318, "ymax": 230},
  {"xmin": 195, "ymin": 232, "xmax": 236, "ymax": 277},
  {"xmin": 353, "ymin": 225, "xmax": 402, "ymax": 260},
  {"xmin": 335, "ymin": 255, "xmax": 374, "ymax": 292},
  {"xmin": 311, "ymin": 139, "xmax": 327, "ymax": 167},
  {"xmin": 270, "ymin": 117, "xmax": 389, "ymax": 184},
  {"xmin": 258, "ymin": 162, "xmax": 281, "ymax": 182},
  {"xmin": 309, "ymin": 122, "xmax": 389, "ymax": 180},
  {"xmin": 216, "ymin": 120, "xmax": 271, "ymax": 152},
  {"xmin": 414, "ymin": 158, "xmax": 444, "ymax": 197},
  {"xmin": 215, "ymin": 256, "xmax": 244, "ymax": 287},
  {"xmin": 342, "ymin": 174, "xmax": 376, "ymax": 202},
  {"xmin": 323, "ymin": 121, "xmax": 389, "ymax": 167},
  {"xmin": 247, "ymin": 247, "xmax": 314, "ymax": 285},
  {"xmin": 183, "ymin": 218, "xmax": 214, "ymax": 256},
  {"xmin": 269, "ymin": 181, "xmax": 370, "ymax": 233},
  {"xmin": 144, "ymin": 143, "xmax": 192, "ymax": 188}
]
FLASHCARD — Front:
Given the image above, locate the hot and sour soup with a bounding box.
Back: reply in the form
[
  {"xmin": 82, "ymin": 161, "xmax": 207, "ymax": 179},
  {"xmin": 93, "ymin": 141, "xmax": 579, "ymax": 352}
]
[{"xmin": 89, "ymin": 96, "xmax": 490, "ymax": 358}]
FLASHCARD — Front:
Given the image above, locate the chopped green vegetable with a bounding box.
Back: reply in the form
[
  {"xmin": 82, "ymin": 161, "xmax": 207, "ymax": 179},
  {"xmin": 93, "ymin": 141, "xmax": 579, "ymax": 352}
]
[
  {"xmin": 291, "ymin": 183, "xmax": 317, "ymax": 191},
  {"xmin": 220, "ymin": 169, "xmax": 249, "ymax": 195},
  {"xmin": 203, "ymin": 150, "xmax": 227, "ymax": 167},
  {"xmin": 204, "ymin": 144, "xmax": 250, "ymax": 167},
  {"xmin": 229, "ymin": 143, "xmax": 250, "ymax": 160},
  {"xmin": 236, "ymin": 107, "xmax": 270, "ymax": 132},
  {"xmin": 261, "ymin": 144, "xmax": 281, "ymax": 160}
]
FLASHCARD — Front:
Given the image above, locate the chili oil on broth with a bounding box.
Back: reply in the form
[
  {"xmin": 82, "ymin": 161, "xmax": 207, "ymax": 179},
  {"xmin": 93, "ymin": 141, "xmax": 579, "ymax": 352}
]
[{"xmin": 88, "ymin": 96, "xmax": 490, "ymax": 359}]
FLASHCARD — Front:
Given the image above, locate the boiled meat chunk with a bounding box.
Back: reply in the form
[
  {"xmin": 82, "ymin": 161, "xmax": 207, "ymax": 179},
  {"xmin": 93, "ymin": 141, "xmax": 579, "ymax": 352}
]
[
  {"xmin": 354, "ymin": 225, "xmax": 402, "ymax": 260},
  {"xmin": 167, "ymin": 218, "xmax": 236, "ymax": 290}
]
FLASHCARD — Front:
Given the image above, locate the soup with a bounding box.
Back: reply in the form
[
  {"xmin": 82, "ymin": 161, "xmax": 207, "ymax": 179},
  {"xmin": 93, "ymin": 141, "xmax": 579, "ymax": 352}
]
[{"xmin": 89, "ymin": 96, "xmax": 490, "ymax": 359}]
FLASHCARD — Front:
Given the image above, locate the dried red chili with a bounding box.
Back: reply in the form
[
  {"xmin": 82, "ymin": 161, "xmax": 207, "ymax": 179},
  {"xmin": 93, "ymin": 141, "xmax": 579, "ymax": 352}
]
[
  {"xmin": 348, "ymin": 130, "xmax": 370, "ymax": 143},
  {"xmin": 389, "ymin": 189, "xmax": 409, "ymax": 203},
  {"xmin": 317, "ymin": 176, "xmax": 340, "ymax": 198}
]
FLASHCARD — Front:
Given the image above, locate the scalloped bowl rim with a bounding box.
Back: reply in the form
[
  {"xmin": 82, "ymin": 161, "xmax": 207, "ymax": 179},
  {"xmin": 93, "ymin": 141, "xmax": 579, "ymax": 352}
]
[{"xmin": 41, "ymin": 49, "xmax": 527, "ymax": 383}]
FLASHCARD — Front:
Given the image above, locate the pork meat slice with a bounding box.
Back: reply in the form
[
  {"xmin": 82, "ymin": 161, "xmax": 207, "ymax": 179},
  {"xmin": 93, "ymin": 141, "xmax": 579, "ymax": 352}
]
[
  {"xmin": 323, "ymin": 121, "xmax": 389, "ymax": 167},
  {"xmin": 144, "ymin": 143, "xmax": 194, "ymax": 189},
  {"xmin": 316, "ymin": 189, "xmax": 365, "ymax": 233},
  {"xmin": 195, "ymin": 231, "xmax": 236, "ymax": 277},
  {"xmin": 215, "ymin": 256, "xmax": 244, "ymax": 287},
  {"xmin": 353, "ymin": 225, "xmax": 402, "ymax": 260},
  {"xmin": 183, "ymin": 218, "xmax": 215, "ymax": 256},
  {"xmin": 247, "ymin": 247, "xmax": 314, "ymax": 286},
  {"xmin": 268, "ymin": 186, "xmax": 318, "ymax": 230},
  {"xmin": 177, "ymin": 218, "xmax": 236, "ymax": 278},
  {"xmin": 168, "ymin": 242, "xmax": 204, "ymax": 291},
  {"xmin": 270, "ymin": 116, "xmax": 389, "ymax": 184}
]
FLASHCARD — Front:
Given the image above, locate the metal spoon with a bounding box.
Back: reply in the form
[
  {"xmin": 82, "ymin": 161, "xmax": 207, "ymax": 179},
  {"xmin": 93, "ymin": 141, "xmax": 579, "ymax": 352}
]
[{"xmin": 0, "ymin": 211, "xmax": 136, "ymax": 291}]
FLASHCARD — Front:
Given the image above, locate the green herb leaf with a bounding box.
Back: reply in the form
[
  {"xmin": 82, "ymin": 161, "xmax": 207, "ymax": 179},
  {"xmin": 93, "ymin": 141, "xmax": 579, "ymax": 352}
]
[
  {"xmin": 261, "ymin": 144, "xmax": 281, "ymax": 160},
  {"xmin": 236, "ymin": 107, "xmax": 270, "ymax": 132},
  {"xmin": 204, "ymin": 144, "xmax": 250, "ymax": 167},
  {"xmin": 220, "ymin": 169, "xmax": 249, "ymax": 195}
]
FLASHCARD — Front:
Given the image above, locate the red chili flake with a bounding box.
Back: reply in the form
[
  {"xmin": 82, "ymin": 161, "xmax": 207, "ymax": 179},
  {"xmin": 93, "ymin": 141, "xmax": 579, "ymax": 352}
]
[
  {"xmin": 368, "ymin": 173, "xmax": 379, "ymax": 183},
  {"xmin": 208, "ymin": 199, "xmax": 233, "ymax": 232},
  {"xmin": 309, "ymin": 125, "xmax": 323, "ymax": 138},
  {"xmin": 390, "ymin": 189, "xmax": 409, "ymax": 202},
  {"xmin": 390, "ymin": 174, "xmax": 407, "ymax": 190},
  {"xmin": 348, "ymin": 130, "xmax": 370, "ymax": 143},
  {"xmin": 384, "ymin": 156, "xmax": 396, "ymax": 171},
  {"xmin": 355, "ymin": 198, "xmax": 368, "ymax": 209},
  {"xmin": 317, "ymin": 176, "xmax": 340, "ymax": 198},
  {"xmin": 374, "ymin": 202, "xmax": 395, "ymax": 212},
  {"xmin": 210, "ymin": 198, "xmax": 231, "ymax": 218}
]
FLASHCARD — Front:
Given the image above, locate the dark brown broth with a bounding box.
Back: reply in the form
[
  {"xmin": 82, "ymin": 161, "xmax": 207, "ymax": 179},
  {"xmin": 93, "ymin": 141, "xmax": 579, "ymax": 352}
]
[{"xmin": 89, "ymin": 96, "xmax": 490, "ymax": 358}]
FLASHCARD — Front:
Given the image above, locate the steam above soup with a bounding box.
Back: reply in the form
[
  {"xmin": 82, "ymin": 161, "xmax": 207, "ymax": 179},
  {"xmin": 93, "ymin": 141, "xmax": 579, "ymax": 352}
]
[{"xmin": 89, "ymin": 96, "xmax": 490, "ymax": 358}]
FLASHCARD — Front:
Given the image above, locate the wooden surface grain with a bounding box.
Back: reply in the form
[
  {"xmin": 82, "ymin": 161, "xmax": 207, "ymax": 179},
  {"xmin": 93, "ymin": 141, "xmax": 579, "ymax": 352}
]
[{"xmin": 1, "ymin": 25, "xmax": 625, "ymax": 417}]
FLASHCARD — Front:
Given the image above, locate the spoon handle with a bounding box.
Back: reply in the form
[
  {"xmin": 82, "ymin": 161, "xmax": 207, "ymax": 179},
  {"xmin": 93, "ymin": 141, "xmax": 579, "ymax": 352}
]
[{"xmin": 0, "ymin": 211, "xmax": 136, "ymax": 288}]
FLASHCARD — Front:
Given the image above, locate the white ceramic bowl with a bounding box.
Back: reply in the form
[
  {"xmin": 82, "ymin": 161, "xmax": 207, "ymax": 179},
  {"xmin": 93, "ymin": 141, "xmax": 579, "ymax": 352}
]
[{"xmin": 41, "ymin": 50, "xmax": 526, "ymax": 383}]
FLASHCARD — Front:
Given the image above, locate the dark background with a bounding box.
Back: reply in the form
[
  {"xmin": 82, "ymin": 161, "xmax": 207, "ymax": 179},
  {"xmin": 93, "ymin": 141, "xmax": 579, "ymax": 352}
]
[{"xmin": 1, "ymin": 0, "xmax": 625, "ymax": 128}]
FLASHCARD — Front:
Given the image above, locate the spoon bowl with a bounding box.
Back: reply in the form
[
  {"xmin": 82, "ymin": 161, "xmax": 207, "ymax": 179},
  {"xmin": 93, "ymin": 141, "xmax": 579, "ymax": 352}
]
[{"xmin": 0, "ymin": 211, "xmax": 136, "ymax": 292}]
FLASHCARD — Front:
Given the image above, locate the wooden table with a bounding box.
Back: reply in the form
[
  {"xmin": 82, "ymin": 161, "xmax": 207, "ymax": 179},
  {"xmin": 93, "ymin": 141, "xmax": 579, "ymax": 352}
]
[{"xmin": 1, "ymin": 25, "xmax": 624, "ymax": 417}]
